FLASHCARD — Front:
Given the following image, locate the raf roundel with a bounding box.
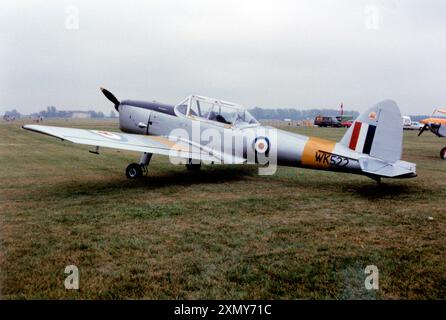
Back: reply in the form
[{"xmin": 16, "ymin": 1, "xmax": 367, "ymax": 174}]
[
  {"xmin": 254, "ymin": 137, "xmax": 270, "ymax": 154},
  {"xmin": 91, "ymin": 130, "xmax": 122, "ymax": 140}
]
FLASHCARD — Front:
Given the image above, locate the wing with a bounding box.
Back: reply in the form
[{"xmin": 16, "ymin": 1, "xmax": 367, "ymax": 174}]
[{"xmin": 23, "ymin": 124, "xmax": 222, "ymax": 163}]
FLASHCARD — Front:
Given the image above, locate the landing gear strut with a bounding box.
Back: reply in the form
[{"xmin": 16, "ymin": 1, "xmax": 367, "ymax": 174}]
[
  {"xmin": 186, "ymin": 158, "xmax": 201, "ymax": 171},
  {"xmin": 441, "ymin": 147, "xmax": 446, "ymax": 160},
  {"xmin": 125, "ymin": 152, "xmax": 152, "ymax": 179}
]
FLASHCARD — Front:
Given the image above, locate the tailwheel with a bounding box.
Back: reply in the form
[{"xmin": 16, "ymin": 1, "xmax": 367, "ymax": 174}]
[
  {"xmin": 186, "ymin": 159, "xmax": 201, "ymax": 171},
  {"xmin": 126, "ymin": 163, "xmax": 143, "ymax": 179},
  {"xmin": 441, "ymin": 147, "xmax": 446, "ymax": 160}
]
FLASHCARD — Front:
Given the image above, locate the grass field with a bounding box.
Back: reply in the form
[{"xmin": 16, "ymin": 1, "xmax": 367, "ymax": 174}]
[{"xmin": 1, "ymin": 119, "xmax": 445, "ymax": 299}]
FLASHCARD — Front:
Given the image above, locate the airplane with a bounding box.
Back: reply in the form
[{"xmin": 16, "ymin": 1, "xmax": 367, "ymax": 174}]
[
  {"xmin": 419, "ymin": 109, "xmax": 446, "ymax": 159},
  {"xmin": 23, "ymin": 88, "xmax": 417, "ymax": 182}
]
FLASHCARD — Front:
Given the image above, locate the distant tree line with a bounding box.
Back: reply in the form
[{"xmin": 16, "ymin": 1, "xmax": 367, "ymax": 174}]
[
  {"xmin": 2, "ymin": 106, "xmax": 436, "ymax": 122},
  {"xmin": 2, "ymin": 106, "xmax": 115, "ymax": 119},
  {"xmin": 249, "ymin": 107, "xmax": 360, "ymax": 120}
]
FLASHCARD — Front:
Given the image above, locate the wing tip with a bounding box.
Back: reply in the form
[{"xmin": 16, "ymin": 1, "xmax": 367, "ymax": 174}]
[{"xmin": 22, "ymin": 124, "xmax": 40, "ymax": 130}]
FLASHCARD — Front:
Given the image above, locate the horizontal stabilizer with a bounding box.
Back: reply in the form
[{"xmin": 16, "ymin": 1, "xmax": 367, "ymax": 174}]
[{"xmin": 359, "ymin": 158, "xmax": 416, "ymax": 178}]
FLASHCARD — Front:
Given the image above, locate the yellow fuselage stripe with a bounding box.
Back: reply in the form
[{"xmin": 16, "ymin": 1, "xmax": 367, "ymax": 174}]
[{"xmin": 301, "ymin": 137, "xmax": 337, "ymax": 169}]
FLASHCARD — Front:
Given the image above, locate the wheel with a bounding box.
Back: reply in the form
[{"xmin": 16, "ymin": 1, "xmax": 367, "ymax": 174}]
[
  {"xmin": 126, "ymin": 163, "xmax": 143, "ymax": 179},
  {"xmin": 186, "ymin": 161, "xmax": 201, "ymax": 171},
  {"xmin": 441, "ymin": 147, "xmax": 446, "ymax": 160}
]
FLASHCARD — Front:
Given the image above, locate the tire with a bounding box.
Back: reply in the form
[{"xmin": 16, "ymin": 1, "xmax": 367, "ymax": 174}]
[
  {"xmin": 441, "ymin": 147, "xmax": 446, "ymax": 160},
  {"xmin": 126, "ymin": 163, "xmax": 143, "ymax": 179}
]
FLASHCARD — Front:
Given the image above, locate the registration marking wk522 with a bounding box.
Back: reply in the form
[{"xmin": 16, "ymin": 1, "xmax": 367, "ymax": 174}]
[{"xmin": 315, "ymin": 150, "xmax": 358, "ymax": 168}]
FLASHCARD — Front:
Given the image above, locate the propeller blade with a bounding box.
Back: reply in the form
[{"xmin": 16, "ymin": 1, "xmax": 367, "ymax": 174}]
[
  {"xmin": 418, "ymin": 124, "xmax": 429, "ymax": 136},
  {"xmin": 100, "ymin": 87, "xmax": 120, "ymax": 111}
]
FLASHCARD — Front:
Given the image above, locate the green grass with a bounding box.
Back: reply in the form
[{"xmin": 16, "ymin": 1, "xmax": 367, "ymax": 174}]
[{"xmin": 1, "ymin": 119, "xmax": 445, "ymax": 299}]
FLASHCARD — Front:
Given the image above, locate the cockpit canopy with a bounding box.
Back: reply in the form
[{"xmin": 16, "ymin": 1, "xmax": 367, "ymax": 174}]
[{"xmin": 175, "ymin": 95, "xmax": 259, "ymax": 128}]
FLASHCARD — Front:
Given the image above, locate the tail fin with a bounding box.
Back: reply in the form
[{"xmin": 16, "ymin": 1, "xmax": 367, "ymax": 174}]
[{"xmin": 340, "ymin": 100, "xmax": 403, "ymax": 163}]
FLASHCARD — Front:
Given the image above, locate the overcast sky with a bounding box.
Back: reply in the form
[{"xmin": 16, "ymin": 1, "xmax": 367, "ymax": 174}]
[{"xmin": 1, "ymin": 0, "xmax": 446, "ymax": 115}]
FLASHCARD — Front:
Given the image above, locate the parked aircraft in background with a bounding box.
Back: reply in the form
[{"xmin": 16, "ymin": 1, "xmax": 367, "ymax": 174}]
[{"xmin": 419, "ymin": 109, "xmax": 446, "ymax": 159}]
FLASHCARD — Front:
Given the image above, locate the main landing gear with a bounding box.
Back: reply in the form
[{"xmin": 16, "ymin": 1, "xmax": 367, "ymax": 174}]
[
  {"xmin": 125, "ymin": 152, "xmax": 152, "ymax": 179},
  {"xmin": 441, "ymin": 147, "xmax": 446, "ymax": 160},
  {"xmin": 125, "ymin": 156, "xmax": 202, "ymax": 178}
]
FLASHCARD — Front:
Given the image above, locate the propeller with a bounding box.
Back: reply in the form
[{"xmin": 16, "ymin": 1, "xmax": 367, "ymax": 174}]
[
  {"xmin": 419, "ymin": 123, "xmax": 430, "ymax": 136},
  {"xmin": 100, "ymin": 87, "xmax": 120, "ymax": 112}
]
